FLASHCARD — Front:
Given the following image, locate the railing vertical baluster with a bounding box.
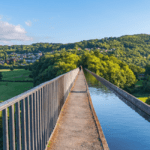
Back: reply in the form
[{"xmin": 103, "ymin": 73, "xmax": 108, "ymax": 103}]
[
  {"xmin": 42, "ymin": 86, "xmax": 45, "ymax": 150},
  {"xmin": 44, "ymin": 86, "xmax": 46, "ymax": 148},
  {"xmin": 36, "ymin": 90, "xmax": 40, "ymax": 150},
  {"xmin": 39, "ymin": 89, "xmax": 42, "ymax": 150},
  {"xmin": 52, "ymin": 82, "xmax": 54, "ymax": 129},
  {"xmin": 44, "ymin": 86, "xmax": 46, "ymax": 149},
  {"xmin": 47, "ymin": 84, "xmax": 49, "ymax": 138},
  {"xmin": 46, "ymin": 85, "xmax": 48, "ymax": 145},
  {"xmin": 2, "ymin": 108, "xmax": 9, "ymax": 150},
  {"xmin": 45, "ymin": 85, "xmax": 47, "ymax": 147},
  {"xmin": 53, "ymin": 82, "xmax": 55, "ymax": 128},
  {"xmin": 26, "ymin": 96, "xmax": 31, "ymax": 150},
  {"xmin": 30, "ymin": 94, "xmax": 35, "ymax": 150},
  {"xmin": 49, "ymin": 83, "xmax": 52, "ymax": 135},
  {"xmin": 54, "ymin": 81, "xmax": 56, "ymax": 126},
  {"xmin": 9, "ymin": 105, "xmax": 15, "ymax": 150},
  {"xmin": 54, "ymin": 81, "xmax": 57, "ymax": 125},
  {"xmin": 56, "ymin": 80, "xmax": 58, "ymax": 124},
  {"xmin": 15, "ymin": 102, "xmax": 21, "ymax": 150},
  {"xmin": 33, "ymin": 92, "xmax": 37, "ymax": 150},
  {"xmin": 46, "ymin": 84, "xmax": 49, "ymax": 144},
  {"xmin": 40, "ymin": 88, "xmax": 42, "ymax": 150},
  {"xmin": 21, "ymin": 99, "xmax": 27, "ymax": 150},
  {"xmin": 48, "ymin": 84, "xmax": 51, "ymax": 137}
]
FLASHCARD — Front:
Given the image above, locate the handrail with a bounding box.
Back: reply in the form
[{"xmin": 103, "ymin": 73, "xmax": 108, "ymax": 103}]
[
  {"xmin": 0, "ymin": 68, "xmax": 78, "ymax": 111},
  {"xmin": 1, "ymin": 67, "xmax": 79, "ymax": 150}
]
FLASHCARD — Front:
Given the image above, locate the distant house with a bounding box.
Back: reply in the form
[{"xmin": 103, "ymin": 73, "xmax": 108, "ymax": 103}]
[
  {"xmin": 6, "ymin": 60, "xmax": 10, "ymax": 64},
  {"xmin": 9, "ymin": 58, "xmax": 16, "ymax": 64},
  {"xmin": 139, "ymin": 74, "xmax": 145, "ymax": 78}
]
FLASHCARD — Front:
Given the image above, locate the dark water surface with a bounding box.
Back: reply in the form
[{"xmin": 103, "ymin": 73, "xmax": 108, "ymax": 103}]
[{"xmin": 84, "ymin": 70, "xmax": 150, "ymax": 150}]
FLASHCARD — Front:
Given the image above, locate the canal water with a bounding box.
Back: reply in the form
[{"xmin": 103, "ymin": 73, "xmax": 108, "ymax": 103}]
[{"xmin": 84, "ymin": 70, "xmax": 150, "ymax": 150}]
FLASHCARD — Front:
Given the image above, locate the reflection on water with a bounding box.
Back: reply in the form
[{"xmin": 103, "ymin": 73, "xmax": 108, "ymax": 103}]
[{"xmin": 84, "ymin": 70, "xmax": 150, "ymax": 150}]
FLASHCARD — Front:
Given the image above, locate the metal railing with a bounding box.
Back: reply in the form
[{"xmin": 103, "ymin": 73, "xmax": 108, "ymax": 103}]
[{"xmin": 0, "ymin": 68, "xmax": 79, "ymax": 150}]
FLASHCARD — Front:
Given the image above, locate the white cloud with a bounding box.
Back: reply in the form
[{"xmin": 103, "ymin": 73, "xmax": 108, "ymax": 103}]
[
  {"xmin": 0, "ymin": 21, "xmax": 33, "ymax": 43},
  {"xmin": 25, "ymin": 20, "xmax": 32, "ymax": 26}
]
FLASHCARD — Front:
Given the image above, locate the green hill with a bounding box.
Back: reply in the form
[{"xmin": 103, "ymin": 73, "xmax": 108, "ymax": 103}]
[{"xmin": 1, "ymin": 34, "xmax": 150, "ymax": 67}]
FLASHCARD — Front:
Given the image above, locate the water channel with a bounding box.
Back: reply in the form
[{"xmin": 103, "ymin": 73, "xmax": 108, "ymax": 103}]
[{"xmin": 84, "ymin": 70, "xmax": 150, "ymax": 150}]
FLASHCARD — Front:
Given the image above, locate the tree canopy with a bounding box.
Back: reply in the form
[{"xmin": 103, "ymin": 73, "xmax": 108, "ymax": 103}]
[
  {"xmin": 1, "ymin": 34, "xmax": 150, "ymax": 68},
  {"xmin": 30, "ymin": 50, "xmax": 136, "ymax": 89}
]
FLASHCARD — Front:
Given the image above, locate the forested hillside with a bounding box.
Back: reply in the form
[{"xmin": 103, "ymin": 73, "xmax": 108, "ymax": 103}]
[
  {"xmin": 30, "ymin": 49, "xmax": 137, "ymax": 89},
  {"xmin": 0, "ymin": 34, "xmax": 150, "ymax": 67}
]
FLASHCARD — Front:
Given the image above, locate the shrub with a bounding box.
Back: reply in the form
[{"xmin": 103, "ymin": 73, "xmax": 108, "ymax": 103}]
[
  {"xmin": 10, "ymin": 67, "xmax": 14, "ymax": 71},
  {"xmin": 0, "ymin": 72, "xmax": 3, "ymax": 81},
  {"xmin": 145, "ymin": 96, "xmax": 150, "ymax": 105}
]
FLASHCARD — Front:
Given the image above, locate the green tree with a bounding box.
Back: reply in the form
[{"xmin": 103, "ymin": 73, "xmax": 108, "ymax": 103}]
[
  {"xmin": 145, "ymin": 96, "xmax": 150, "ymax": 105},
  {"xmin": 3, "ymin": 63, "xmax": 7, "ymax": 66},
  {"xmin": 0, "ymin": 72, "xmax": 3, "ymax": 81},
  {"xmin": 10, "ymin": 67, "xmax": 14, "ymax": 71}
]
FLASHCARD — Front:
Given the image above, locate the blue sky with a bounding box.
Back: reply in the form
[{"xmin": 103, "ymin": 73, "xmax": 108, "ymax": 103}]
[{"xmin": 0, "ymin": 0, "xmax": 150, "ymax": 45}]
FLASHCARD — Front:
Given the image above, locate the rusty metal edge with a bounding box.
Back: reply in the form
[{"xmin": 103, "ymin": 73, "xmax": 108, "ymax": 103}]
[
  {"xmin": 45, "ymin": 70, "xmax": 80, "ymax": 150},
  {"xmin": 83, "ymin": 70, "xmax": 110, "ymax": 150}
]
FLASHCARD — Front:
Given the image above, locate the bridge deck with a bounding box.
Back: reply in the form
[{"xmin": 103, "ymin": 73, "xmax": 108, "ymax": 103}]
[{"xmin": 47, "ymin": 70, "xmax": 103, "ymax": 150}]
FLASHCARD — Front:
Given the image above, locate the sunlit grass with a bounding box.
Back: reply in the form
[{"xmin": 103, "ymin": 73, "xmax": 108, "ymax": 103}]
[
  {"xmin": 0, "ymin": 69, "xmax": 33, "ymax": 81},
  {"xmin": 0, "ymin": 69, "xmax": 20, "ymax": 72},
  {"xmin": 0, "ymin": 69, "xmax": 33, "ymax": 149},
  {"xmin": 138, "ymin": 97, "xmax": 148, "ymax": 103}
]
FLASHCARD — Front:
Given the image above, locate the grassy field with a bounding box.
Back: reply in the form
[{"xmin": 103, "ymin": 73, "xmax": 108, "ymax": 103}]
[
  {"xmin": 137, "ymin": 97, "xmax": 148, "ymax": 103},
  {"xmin": 0, "ymin": 69, "xmax": 33, "ymax": 81},
  {"xmin": 133, "ymin": 80, "xmax": 149, "ymax": 104},
  {"xmin": 135, "ymin": 80, "xmax": 143, "ymax": 86},
  {"xmin": 0, "ymin": 69, "xmax": 33, "ymax": 103},
  {"xmin": 0, "ymin": 69, "xmax": 20, "ymax": 72},
  {"xmin": 0, "ymin": 69, "xmax": 34, "ymax": 149},
  {"xmin": 0, "ymin": 82, "xmax": 33, "ymax": 102}
]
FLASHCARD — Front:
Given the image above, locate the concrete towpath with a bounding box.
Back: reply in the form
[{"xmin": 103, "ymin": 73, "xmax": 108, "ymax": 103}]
[{"xmin": 47, "ymin": 70, "xmax": 106, "ymax": 150}]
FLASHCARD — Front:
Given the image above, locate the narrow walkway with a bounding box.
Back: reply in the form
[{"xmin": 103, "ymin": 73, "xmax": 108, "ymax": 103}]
[{"xmin": 47, "ymin": 70, "xmax": 103, "ymax": 150}]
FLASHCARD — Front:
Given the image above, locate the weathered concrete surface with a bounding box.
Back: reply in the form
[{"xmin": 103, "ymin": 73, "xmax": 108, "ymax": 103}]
[{"xmin": 47, "ymin": 70, "xmax": 105, "ymax": 150}]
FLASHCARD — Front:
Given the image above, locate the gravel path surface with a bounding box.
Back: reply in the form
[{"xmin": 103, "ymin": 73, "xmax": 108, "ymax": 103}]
[{"xmin": 47, "ymin": 70, "xmax": 103, "ymax": 150}]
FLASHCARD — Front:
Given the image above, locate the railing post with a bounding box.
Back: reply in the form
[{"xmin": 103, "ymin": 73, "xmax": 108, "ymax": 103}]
[
  {"xmin": 26, "ymin": 96, "xmax": 31, "ymax": 150},
  {"xmin": 33, "ymin": 92, "xmax": 37, "ymax": 150},
  {"xmin": 15, "ymin": 102, "xmax": 21, "ymax": 150},
  {"xmin": 41, "ymin": 87, "xmax": 43, "ymax": 150},
  {"xmin": 52, "ymin": 82, "xmax": 54, "ymax": 129},
  {"xmin": 42, "ymin": 86, "xmax": 45, "ymax": 150},
  {"xmin": 2, "ymin": 108, "xmax": 9, "ymax": 150},
  {"xmin": 30, "ymin": 94, "xmax": 35, "ymax": 150},
  {"xmin": 45, "ymin": 85, "xmax": 48, "ymax": 147},
  {"xmin": 21, "ymin": 99, "xmax": 27, "ymax": 150},
  {"xmin": 36, "ymin": 90, "xmax": 40, "ymax": 150},
  {"xmin": 39, "ymin": 89, "xmax": 42, "ymax": 150},
  {"xmin": 47, "ymin": 84, "xmax": 49, "ymax": 143},
  {"xmin": 50, "ymin": 83, "xmax": 53, "ymax": 135},
  {"xmin": 9, "ymin": 105, "xmax": 16, "ymax": 150}
]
